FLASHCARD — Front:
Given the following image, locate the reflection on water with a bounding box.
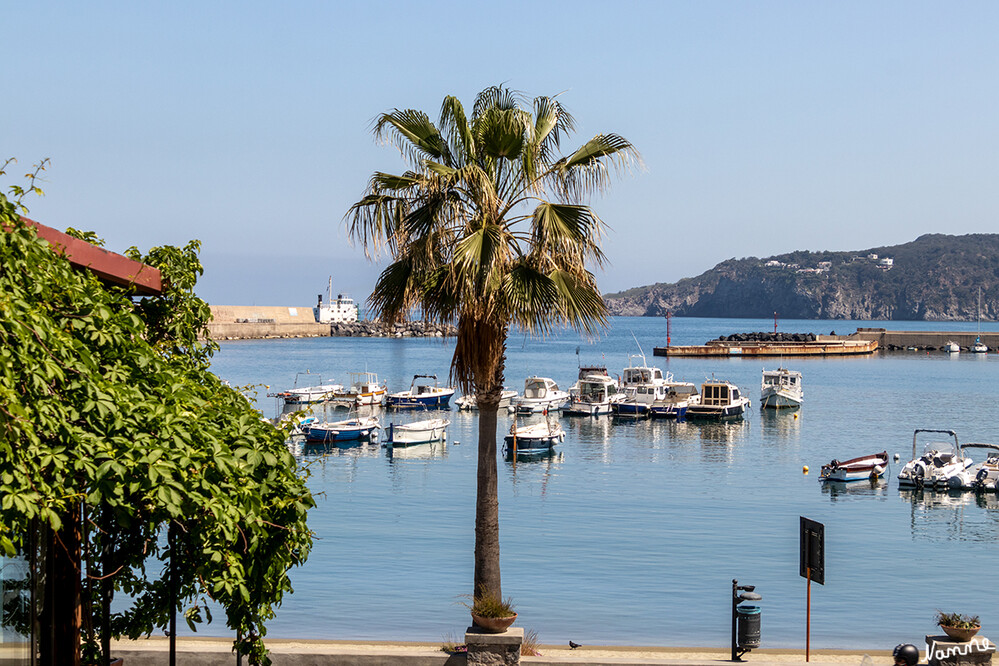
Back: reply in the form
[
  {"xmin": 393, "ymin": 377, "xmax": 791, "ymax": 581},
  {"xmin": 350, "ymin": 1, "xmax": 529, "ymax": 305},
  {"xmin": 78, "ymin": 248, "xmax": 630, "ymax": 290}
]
[
  {"xmin": 899, "ymin": 488, "xmax": 999, "ymax": 542},
  {"xmin": 820, "ymin": 477, "xmax": 889, "ymax": 501},
  {"xmin": 759, "ymin": 408, "xmax": 802, "ymax": 442},
  {"xmin": 385, "ymin": 441, "xmax": 448, "ymax": 460}
]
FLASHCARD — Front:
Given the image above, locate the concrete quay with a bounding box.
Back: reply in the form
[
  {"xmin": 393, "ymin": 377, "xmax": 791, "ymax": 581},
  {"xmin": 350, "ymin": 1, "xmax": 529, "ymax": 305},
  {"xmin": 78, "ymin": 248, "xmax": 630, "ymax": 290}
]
[
  {"xmin": 207, "ymin": 305, "xmax": 456, "ymax": 340},
  {"xmin": 851, "ymin": 328, "xmax": 998, "ymax": 351},
  {"xmin": 109, "ymin": 637, "xmax": 892, "ymax": 666}
]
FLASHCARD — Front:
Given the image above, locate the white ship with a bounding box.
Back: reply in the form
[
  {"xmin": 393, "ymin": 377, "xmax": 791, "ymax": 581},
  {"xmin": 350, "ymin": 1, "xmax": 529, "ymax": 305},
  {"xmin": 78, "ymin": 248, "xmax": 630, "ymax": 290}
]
[{"xmin": 314, "ymin": 277, "xmax": 358, "ymax": 324}]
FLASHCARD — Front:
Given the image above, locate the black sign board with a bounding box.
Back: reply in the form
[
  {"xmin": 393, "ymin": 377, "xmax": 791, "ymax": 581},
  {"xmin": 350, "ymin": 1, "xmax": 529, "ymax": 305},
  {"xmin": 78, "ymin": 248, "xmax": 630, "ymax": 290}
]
[{"xmin": 799, "ymin": 517, "xmax": 824, "ymax": 585}]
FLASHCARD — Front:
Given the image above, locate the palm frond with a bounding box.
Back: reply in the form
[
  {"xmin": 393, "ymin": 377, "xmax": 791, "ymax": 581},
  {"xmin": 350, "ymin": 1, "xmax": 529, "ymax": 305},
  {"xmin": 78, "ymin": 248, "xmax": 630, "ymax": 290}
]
[
  {"xmin": 473, "ymin": 85, "xmax": 525, "ymax": 117},
  {"xmin": 368, "ymin": 258, "xmax": 417, "ymax": 324},
  {"xmin": 502, "ymin": 263, "xmax": 560, "ymax": 336},
  {"xmin": 371, "ymin": 171, "xmax": 421, "ymax": 192},
  {"xmin": 374, "ymin": 109, "xmax": 449, "ymax": 166},
  {"xmin": 439, "ymin": 96, "xmax": 476, "ymax": 166},
  {"xmin": 547, "ymin": 268, "xmax": 607, "ymax": 337},
  {"xmin": 551, "ymin": 133, "xmax": 641, "ymax": 199},
  {"xmin": 345, "ymin": 194, "xmax": 406, "ymax": 256}
]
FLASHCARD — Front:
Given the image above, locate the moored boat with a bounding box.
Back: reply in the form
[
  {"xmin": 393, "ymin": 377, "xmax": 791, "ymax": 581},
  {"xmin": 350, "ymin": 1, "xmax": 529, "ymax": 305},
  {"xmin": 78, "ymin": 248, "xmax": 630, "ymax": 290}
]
[
  {"xmin": 760, "ymin": 367, "xmax": 803, "ymax": 409},
  {"xmin": 302, "ymin": 416, "xmax": 380, "ymax": 443},
  {"xmin": 387, "ymin": 418, "xmax": 450, "ymax": 446},
  {"xmin": 940, "ymin": 443, "xmax": 999, "ymax": 491},
  {"xmin": 331, "ymin": 371, "xmax": 388, "ymax": 407},
  {"xmin": 819, "ymin": 451, "xmax": 888, "ymax": 482},
  {"xmin": 387, "ymin": 374, "xmax": 456, "ymax": 409},
  {"xmin": 612, "ymin": 355, "xmax": 670, "ymax": 417},
  {"xmin": 503, "ymin": 421, "xmax": 565, "ymax": 457},
  {"xmin": 510, "ymin": 377, "xmax": 569, "ymax": 414},
  {"xmin": 455, "ymin": 389, "xmax": 518, "ymax": 411},
  {"xmin": 269, "ymin": 373, "xmax": 343, "ymax": 404},
  {"xmin": 565, "ymin": 370, "xmax": 625, "ymax": 416},
  {"xmin": 685, "ymin": 379, "xmax": 751, "ymax": 420},
  {"xmin": 943, "ymin": 340, "xmax": 961, "ymax": 353},
  {"xmin": 649, "ymin": 381, "xmax": 701, "ymax": 419},
  {"xmin": 897, "ymin": 429, "xmax": 973, "ymax": 488}
]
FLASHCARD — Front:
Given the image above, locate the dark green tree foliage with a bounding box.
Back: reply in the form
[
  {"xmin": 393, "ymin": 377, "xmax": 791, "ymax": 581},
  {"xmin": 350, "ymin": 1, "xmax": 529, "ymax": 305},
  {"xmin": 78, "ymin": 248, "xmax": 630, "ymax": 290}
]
[{"xmin": 0, "ymin": 166, "xmax": 313, "ymax": 665}]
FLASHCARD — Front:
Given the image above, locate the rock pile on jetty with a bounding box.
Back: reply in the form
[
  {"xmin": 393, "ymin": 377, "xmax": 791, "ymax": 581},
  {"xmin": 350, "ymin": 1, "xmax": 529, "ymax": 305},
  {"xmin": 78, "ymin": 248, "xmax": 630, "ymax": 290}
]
[
  {"xmin": 716, "ymin": 332, "xmax": 817, "ymax": 343},
  {"xmin": 330, "ymin": 320, "xmax": 457, "ymax": 338}
]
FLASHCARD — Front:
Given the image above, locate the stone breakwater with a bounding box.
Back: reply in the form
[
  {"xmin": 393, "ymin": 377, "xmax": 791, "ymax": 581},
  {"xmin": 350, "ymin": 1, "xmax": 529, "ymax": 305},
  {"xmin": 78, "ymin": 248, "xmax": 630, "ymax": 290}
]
[
  {"xmin": 207, "ymin": 305, "xmax": 457, "ymax": 340},
  {"xmin": 330, "ymin": 321, "xmax": 457, "ymax": 338}
]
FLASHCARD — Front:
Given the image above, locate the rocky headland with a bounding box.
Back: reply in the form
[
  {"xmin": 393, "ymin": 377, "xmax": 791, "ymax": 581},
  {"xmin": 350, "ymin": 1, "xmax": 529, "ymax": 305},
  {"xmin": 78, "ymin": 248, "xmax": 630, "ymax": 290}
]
[{"xmin": 604, "ymin": 233, "xmax": 999, "ymax": 321}]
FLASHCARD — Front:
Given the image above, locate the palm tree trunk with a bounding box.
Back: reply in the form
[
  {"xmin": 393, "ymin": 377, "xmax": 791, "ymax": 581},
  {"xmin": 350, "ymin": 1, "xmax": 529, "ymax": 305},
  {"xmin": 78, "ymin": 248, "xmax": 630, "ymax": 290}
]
[{"xmin": 474, "ymin": 398, "xmax": 501, "ymax": 600}]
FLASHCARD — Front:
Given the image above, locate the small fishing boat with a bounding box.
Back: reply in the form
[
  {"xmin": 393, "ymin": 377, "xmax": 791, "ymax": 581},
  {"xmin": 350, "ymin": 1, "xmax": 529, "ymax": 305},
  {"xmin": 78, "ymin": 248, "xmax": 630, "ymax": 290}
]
[
  {"xmin": 760, "ymin": 367, "xmax": 803, "ymax": 409},
  {"xmin": 649, "ymin": 381, "xmax": 701, "ymax": 419},
  {"xmin": 819, "ymin": 451, "xmax": 889, "ymax": 482},
  {"xmin": 510, "ymin": 377, "xmax": 570, "ymax": 414},
  {"xmin": 897, "ymin": 429, "xmax": 973, "ymax": 488},
  {"xmin": 685, "ymin": 379, "xmax": 751, "ymax": 420},
  {"xmin": 613, "ymin": 355, "xmax": 670, "ymax": 417},
  {"xmin": 387, "ymin": 418, "xmax": 450, "ymax": 446},
  {"xmin": 302, "ymin": 416, "xmax": 380, "ymax": 443},
  {"xmin": 943, "ymin": 340, "xmax": 961, "ymax": 353},
  {"xmin": 940, "ymin": 443, "xmax": 999, "ymax": 491},
  {"xmin": 455, "ymin": 389, "xmax": 519, "ymax": 411},
  {"xmin": 565, "ymin": 370, "xmax": 625, "ymax": 416},
  {"xmin": 387, "ymin": 375, "xmax": 456, "ymax": 409},
  {"xmin": 503, "ymin": 421, "xmax": 565, "ymax": 456},
  {"xmin": 269, "ymin": 372, "xmax": 344, "ymax": 404},
  {"xmin": 332, "ymin": 371, "xmax": 388, "ymax": 407}
]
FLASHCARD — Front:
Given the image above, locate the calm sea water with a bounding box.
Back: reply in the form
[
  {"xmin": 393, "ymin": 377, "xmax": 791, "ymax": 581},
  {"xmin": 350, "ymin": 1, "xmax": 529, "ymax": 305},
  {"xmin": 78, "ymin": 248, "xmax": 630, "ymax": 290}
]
[{"xmin": 209, "ymin": 316, "xmax": 999, "ymax": 649}]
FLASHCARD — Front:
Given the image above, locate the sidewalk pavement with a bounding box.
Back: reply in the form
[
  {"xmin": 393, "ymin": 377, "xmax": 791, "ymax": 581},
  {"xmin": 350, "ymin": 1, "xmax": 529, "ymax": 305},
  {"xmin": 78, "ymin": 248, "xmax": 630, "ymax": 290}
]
[{"xmin": 110, "ymin": 637, "xmax": 892, "ymax": 666}]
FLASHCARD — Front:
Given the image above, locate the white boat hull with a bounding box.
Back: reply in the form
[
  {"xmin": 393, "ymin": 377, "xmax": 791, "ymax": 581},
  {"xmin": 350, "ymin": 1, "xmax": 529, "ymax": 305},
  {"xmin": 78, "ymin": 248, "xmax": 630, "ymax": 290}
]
[
  {"xmin": 388, "ymin": 419, "xmax": 450, "ymax": 446},
  {"xmin": 760, "ymin": 388, "xmax": 802, "ymax": 409}
]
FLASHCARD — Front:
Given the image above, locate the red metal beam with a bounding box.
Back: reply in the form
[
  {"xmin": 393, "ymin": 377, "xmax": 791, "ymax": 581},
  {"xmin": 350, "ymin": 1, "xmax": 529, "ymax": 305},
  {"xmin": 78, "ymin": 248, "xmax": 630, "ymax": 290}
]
[{"xmin": 19, "ymin": 216, "xmax": 163, "ymax": 296}]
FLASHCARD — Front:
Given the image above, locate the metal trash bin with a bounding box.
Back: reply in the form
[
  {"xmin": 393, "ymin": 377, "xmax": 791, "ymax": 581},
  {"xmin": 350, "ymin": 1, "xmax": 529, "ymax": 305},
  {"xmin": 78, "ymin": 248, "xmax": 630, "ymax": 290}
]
[{"xmin": 736, "ymin": 605, "xmax": 761, "ymax": 649}]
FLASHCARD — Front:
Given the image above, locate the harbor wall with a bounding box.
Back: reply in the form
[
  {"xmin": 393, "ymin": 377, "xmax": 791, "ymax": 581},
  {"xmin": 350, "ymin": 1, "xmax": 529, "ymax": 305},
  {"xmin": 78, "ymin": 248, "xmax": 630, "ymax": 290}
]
[
  {"xmin": 852, "ymin": 328, "xmax": 998, "ymax": 350},
  {"xmin": 207, "ymin": 306, "xmax": 457, "ymax": 340},
  {"xmin": 208, "ymin": 305, "xmax": 329, "ymax": 340}
]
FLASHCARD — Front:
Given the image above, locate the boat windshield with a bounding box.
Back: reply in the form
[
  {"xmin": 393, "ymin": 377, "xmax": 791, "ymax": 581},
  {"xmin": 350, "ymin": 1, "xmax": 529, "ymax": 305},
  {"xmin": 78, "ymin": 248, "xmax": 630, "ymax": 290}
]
[
  {"xmin": 921, "ymin": 441, "xmax": 958, "ymax": 457},
  {"xmin": 524, "ymin": 381, "xmax": 548, "ymax": 398}
]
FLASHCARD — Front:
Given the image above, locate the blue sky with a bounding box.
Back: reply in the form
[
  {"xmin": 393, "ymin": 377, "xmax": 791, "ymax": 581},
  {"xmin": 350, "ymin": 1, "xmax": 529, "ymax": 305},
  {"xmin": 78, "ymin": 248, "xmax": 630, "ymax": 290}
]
[{"xmin": 5, "ymin": 2, "xmax": 999, "ymax": 305}]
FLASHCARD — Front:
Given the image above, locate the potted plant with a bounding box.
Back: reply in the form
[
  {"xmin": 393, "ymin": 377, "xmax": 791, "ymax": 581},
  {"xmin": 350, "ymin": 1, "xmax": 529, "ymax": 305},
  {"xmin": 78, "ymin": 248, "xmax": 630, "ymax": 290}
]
[
  {"xmin": 937, "ymin": 611, "xmax": 981, "ymax": 642},
  {"xmin": 462, "ymin": 589, "xmax": 517, "ymax": 633}
]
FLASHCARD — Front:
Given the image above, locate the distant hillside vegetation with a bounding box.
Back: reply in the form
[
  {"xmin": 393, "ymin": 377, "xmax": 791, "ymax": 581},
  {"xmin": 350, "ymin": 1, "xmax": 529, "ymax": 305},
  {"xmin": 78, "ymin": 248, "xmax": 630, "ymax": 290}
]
[{"xmin": 603, "ymin": 234, "xmax": 999, "ymax": 321}]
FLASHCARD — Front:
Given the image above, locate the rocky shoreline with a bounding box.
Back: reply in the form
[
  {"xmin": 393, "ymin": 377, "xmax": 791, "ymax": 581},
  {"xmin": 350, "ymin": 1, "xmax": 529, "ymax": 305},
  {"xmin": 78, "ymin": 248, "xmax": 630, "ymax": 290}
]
[{"xmin": 330, "ymin": 320, "xmax": 457, "ymax": 338}]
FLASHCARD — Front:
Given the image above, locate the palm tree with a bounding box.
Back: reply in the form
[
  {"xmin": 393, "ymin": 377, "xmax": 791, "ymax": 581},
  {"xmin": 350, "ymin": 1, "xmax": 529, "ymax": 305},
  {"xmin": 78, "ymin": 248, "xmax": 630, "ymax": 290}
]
[{"xmin": 347, "ymin": 85, "xmax": 638, "ymax": 603}]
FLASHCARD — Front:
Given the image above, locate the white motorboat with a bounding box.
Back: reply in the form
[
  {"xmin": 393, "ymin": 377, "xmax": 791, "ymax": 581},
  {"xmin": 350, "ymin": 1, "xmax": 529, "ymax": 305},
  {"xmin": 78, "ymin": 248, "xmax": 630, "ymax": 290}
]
[
  {"xmin": 565, "ymin": 369, "xmax": 625, "ymax": 416},
  {"xmin": 760, "ymin": 367, "xmax": 803, "ymax": 409},
  {"xmin": 269, "ymin": 373, "xmax": 343, "ymax": 404},
  {"xmin": 302, "ymin": 416, "xmax": 380, "ymax": 443},
  {"xmin": 685, "ymin": 379, "xmax": 751, "ymax": 420},
  {"xmin": 940, "ymin": 443, "xmax": 999, "ymax": 491},
  {"xmin": 455, "ymin": 389, "xmax": 518, "ymax": 411},
  {"xmin": 649, "ymin": 381, "xmax": 701, "ymax": 419},
  {"xmin": 897, "ymin": 429, "xmax": 974, "ymax": 488},
  {"xmin": 503, "ymin": 420, "xmax": 565, "ymax": 456},
  {"xmin": 387, "ymin": 374, "xmax": 456, "ymax": 409},
  {"xmin": 819, "ymin": 451, "xmax": 889, "ymax": 482},
  {"xmin": 943, "ymin": 340, "xmax": 961, "ymax": 353},
  {"xmin": 387, "ymin": 418, "xmax": 450, "ymax": 446},
  {"xmin": 332, "ymin": 371, "xmax": 387, "ymax": 407},
  {"xmin": 510, "ymin": 377, "xmax": 569, "ymax": 414},
  {"xmin": 613, "ymin": 355, "xmax": 670, "ymax": 417}
]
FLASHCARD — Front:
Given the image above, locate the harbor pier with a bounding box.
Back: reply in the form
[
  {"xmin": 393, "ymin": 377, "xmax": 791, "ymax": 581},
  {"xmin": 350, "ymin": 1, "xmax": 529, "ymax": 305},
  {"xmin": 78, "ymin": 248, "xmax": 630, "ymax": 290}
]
[
  {"xmin": 207, "ymin": 305, "xmax": 456, "ymax": 340},
  {"xmin": 851, "ymin": 328, "xmax": 998, "ymax": 351}
]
